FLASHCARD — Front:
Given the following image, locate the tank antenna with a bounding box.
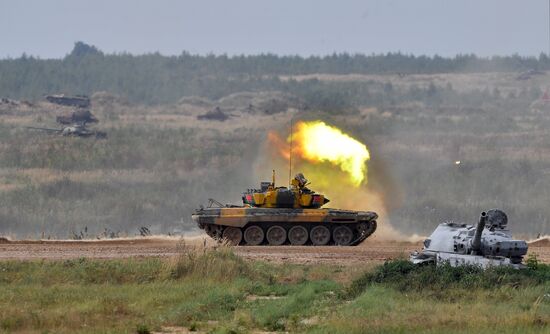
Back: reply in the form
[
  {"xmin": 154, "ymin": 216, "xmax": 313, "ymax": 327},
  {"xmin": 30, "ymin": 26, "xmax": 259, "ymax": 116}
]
[{"xmin": 289, "ymin": 118, "xmax": 293, "ymax": 186}]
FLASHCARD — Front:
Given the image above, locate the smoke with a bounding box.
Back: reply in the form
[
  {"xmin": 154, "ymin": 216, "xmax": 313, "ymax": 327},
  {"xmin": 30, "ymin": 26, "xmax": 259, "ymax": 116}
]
[
  {"xmin": 257, "ymin": 120, "xmax": 415, "ymax": 242},
  {"xmin": 292, "ymin": 121, "xmax": 370, "ymax": 186}
]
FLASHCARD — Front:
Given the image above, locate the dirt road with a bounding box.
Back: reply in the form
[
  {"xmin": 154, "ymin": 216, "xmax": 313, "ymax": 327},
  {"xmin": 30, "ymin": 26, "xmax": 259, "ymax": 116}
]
[{"xmin": 1, "ymin": 236, "xmax": 548, "ymax": 265}]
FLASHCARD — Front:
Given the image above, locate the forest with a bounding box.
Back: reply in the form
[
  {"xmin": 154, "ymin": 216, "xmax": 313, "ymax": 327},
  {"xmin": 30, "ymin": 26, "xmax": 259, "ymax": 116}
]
[{"xmin": 1, "ymin": 41, "xmax": 549, "ymax": 105}]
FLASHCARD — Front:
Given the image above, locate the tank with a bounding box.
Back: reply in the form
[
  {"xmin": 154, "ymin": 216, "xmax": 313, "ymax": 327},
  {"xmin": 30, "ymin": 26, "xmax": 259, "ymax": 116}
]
[
  {"xmin": 56, "ymin": 109, "xmax": 98, "ymax": 125},
  {"xmin": 45, "ymin": 94, "xmax": 91, "ymax": 108},
  {"xmin": 192, "ymin": 171, "xmax": 378, "ymax": 246},
  {"xmin": 25, "ymin": 124, "xmax": 107, "ymax": 139},
  {"xmin": 410, "ymin": 209, "xmax": 528, "ymax": 268}
]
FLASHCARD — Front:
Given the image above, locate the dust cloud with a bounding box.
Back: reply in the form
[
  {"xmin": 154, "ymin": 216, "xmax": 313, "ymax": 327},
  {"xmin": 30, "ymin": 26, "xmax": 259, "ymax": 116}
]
[{"xmin": 253, "ymin": 121, "xmax": 420, "ymax": 242}]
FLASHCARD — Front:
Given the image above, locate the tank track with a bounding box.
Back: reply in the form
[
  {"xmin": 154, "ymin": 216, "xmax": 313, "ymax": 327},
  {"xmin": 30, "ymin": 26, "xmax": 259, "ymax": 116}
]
[
  {"xmin": 350, "ymin": 220, "xmax": 377, "ymax": 246},
  {"xmin": 201, "ymin": 219, "xmax": 377, "ymax": 246}
]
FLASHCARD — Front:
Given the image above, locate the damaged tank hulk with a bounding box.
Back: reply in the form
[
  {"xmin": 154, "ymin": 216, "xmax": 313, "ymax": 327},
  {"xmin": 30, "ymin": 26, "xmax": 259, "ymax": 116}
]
[
  {"xmin": 25, "ymin": 124, "xmax": 107, "ymax": 138},
  {"xmin": 45, "ymin": 94, "xmax": 91, "ymax": 108},
  {"xmin": 192, "ymin": 172, "xmax": 378, "ymax": 246},
  {"xmin": 56, "ymin": 109, "xmax": 98, "ymax": 125},
  {"xmin": 410, "ymin": 209, "xmax": 528, "ymax": 268}
]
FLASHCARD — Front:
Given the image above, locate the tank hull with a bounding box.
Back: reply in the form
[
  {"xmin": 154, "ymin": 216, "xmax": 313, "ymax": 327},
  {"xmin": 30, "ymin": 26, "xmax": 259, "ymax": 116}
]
[
  {"xmin": 46, "ymin": 95, "xmax": 91, "ymax": 108},
  {"xmin": 192, "ymin": 207, "xmax": 377, "ymax": 246},
  {"xmin": 410, "ymin": 251, "xmax": 526, "ymax": 269}
]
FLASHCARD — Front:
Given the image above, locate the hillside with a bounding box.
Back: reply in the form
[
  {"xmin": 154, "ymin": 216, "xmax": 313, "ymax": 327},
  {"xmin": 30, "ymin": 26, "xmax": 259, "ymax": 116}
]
[{"xmin": 1, "ymin": 44, "xmax": 550, "ymax": 238}]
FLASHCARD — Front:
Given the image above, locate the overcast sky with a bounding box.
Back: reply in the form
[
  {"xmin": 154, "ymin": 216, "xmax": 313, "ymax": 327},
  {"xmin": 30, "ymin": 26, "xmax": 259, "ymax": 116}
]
[{"xmin": 1, "ymin": 0, "xmax": 549, "ymax": 59}]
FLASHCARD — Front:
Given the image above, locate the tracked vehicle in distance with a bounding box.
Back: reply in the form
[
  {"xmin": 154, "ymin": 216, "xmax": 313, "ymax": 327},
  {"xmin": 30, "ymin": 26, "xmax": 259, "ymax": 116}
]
[
  {"xmin": 192, "ymin": 171, "xmax": 378, "ymax": 246},
  {"xmin": 45, "ymin": 94, "xmax": 91, "ymax": 108},
  {"xmin": 25, "ymin": 124, "xmax": 107, "ymax": 139}
]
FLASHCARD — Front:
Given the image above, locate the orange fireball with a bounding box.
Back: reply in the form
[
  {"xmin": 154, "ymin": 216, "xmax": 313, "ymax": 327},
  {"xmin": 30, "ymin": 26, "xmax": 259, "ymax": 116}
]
[{"xmin": 291, "ymin": 121, "xmax": 370, "ymax": 186}]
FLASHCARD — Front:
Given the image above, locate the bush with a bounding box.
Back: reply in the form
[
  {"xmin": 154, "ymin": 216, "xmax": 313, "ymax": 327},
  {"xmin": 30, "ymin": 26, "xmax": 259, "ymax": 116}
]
[
  {"xmin": 136, "ymin": 324, "xmax": 150, "ymax": 334},
  {"xmin": 346, "ymin": 259, "xmax": 550, "ymax": 298}
]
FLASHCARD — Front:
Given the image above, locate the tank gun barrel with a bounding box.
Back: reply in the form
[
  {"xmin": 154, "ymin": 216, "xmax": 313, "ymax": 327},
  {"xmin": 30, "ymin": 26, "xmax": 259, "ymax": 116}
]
[
  {"xmin": 411, "ymin": 209, "xmax": 528, "ymax": 268},
  {"xmin": 24, "ymin": 126, "xmax": 62, "ymax": 132},
  {"xmin": 471, "ymin": 211, "xmax": 487, "ymax": 254}
]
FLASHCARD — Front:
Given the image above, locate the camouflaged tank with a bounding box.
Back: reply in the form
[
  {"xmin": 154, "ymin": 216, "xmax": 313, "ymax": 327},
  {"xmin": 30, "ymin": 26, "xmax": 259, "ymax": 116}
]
[{"xmin": 192, "ymin": 172, "xmax": 378, "ymax": 246}]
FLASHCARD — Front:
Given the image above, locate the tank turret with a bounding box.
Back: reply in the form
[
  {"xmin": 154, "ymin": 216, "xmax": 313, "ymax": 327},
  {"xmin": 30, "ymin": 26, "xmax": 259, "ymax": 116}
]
[
  {"xmin": 242, "ymin": 171, "xmax": 329, "ymax": 209},
  {"xmin": 410, "ymin": 209, "xmax": 528, "ymax": 268}
]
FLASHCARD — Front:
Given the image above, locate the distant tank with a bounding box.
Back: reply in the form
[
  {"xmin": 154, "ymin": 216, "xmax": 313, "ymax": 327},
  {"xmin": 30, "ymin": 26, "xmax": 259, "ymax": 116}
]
[
  {"xmin": 197, "ymin": 107, "xmax": 233, "ymax": 121},
  {"xmin": 25, "ymin": 124, "xmax": 107, "ymax": 139},
  {"xmin": 192, "ymin": 171, "xmax": 378, "ymax": 246},
  {"xmin": 56, "ymin": 109, "xmax": 98, "ymax": 125},
  {"xmin": 45, "ymin": 94, "xmax": 91, "ymax": 108},
  {"xmin": 410, "ymin": 209, "xmax": 528, "ymax": 268}
]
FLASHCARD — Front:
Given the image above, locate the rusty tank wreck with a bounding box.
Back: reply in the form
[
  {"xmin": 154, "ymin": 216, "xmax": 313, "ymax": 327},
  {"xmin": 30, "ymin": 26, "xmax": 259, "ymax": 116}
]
[{"xmin": 192, "ymin": 171, "xmax": 378, "ymax": 246}]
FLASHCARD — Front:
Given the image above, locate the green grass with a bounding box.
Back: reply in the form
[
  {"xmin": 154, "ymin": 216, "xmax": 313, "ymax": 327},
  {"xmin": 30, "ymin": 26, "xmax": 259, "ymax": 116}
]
[
  {"xmin": 324, "ymin": 259, "xmax": 550, "ymax": 334},
  {"xmin": 346, "ymin": 258, "xmax": 550, "ymax": 297},
  {"xmin": 313, "ymin": 286, "xmax": 549, "ymax": 334},
  {"xmin": 0, "ymin": 250, "xmax": 548, "ymax": 333},
  {"xmin": 3, "ymin": 81, "xmax": 550, "ymax": 238}
]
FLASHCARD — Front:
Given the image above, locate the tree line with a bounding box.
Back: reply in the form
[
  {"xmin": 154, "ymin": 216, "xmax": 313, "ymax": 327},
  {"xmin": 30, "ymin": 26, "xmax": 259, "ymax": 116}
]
[{"xmin": 1, "ymin": 41, "xmax": 549, "ymax": 105}]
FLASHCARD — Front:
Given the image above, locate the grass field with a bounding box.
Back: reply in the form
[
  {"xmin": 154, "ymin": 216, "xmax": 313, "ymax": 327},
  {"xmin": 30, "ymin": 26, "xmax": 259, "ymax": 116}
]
[
  {"xmin": 2, "ymin": 49, "xmax": 550, "ymax": 334},
  {"xmin": 0, "ymin": 247, "xmax": 548, "ymax": 333},
  {"xmin": 1, "ymin": 71, "xmax": 550, "ymax": 239}
]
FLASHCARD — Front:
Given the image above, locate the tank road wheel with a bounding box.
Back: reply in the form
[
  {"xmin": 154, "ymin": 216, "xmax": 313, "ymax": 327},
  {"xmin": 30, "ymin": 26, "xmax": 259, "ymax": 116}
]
[
  {"xmin": 266, "ymin": 225, "xmax": 287, "ymax": 246},
  {"xmin": 244, "ymin": 225, "xmax": 265, "ymax": 246},
  {"xmin": 288, "ymin": 226, "xmax": 308, "ymax": 245},
  {"xmin": 310, "ymin": 225, "xmax": 331, "ymax": 246},
  {"xmin": 333, "ymin": 225, "xmax": 353, "ymax": 246},
  {"xmin": 222, "ymin": 227, "xmax": 243, "ymax": 245}
]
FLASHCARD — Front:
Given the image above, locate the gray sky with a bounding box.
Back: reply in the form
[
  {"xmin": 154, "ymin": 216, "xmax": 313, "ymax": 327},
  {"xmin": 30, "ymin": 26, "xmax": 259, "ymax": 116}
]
[{"xmin": 1, "ymin": 0, "xmax": 549, "ymax": 59}]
